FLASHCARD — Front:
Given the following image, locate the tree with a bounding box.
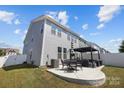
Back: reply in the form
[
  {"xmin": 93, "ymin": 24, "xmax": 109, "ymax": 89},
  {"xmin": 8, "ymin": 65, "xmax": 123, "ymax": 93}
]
[
  {"xmin": 0, "ymin": 49, "xmax": 6, "ymax": 56},
  {"xmin": 119, "ymin": 40, "xmax": 124, "ymax": 53}
]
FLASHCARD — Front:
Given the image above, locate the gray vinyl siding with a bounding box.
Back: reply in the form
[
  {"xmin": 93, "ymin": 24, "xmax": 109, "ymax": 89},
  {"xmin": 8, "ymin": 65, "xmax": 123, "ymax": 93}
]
[
  {"xmin": 23, "ymin": 16, "xmax": 89, "ymax": 66},
  {"xmin": 23, "ymin": 20, "xmax": 44, "ymax": 66},
  {"xmin": 41, "ymin": 19, "xmax": 87, "ymax": 65}
]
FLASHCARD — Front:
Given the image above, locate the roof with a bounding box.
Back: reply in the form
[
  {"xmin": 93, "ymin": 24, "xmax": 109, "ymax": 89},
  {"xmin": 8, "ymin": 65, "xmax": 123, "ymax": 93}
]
[
  {"xmin": 73, "ymin": 47, "xmax": 98, "ymax": 52},
  {"xmin": 32, "ymin": 15, "xmax": 88, "ymax": 43}
]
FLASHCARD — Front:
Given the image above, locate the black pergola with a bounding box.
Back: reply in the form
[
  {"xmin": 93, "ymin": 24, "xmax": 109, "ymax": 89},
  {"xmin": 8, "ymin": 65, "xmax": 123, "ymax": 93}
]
[{"xmin": 72, "ymin": 46, "xmax": 101, "ymax": 63}]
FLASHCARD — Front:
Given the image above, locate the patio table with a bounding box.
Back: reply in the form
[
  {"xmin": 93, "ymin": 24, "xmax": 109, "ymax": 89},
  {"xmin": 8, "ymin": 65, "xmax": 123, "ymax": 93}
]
[{"xmin": 64, "ymin": 60, "xmax": 77, "ymax": 71}]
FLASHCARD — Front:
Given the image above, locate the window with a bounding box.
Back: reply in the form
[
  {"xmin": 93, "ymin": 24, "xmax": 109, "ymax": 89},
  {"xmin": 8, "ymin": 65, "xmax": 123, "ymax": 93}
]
[
  {"xmin": 31, "ymin": 36, "xmax": 34, "ymax": 42},
  {"xmin": 51, "ymin": 24, "xmax": 56, "ymax": 35},
  {"xmin": 57, "ymin": 31, "xmax": 61, "ymax": 37},
  {"xmin": 31, "ymin": 38, "xmax": 33, "ymax": 42},
  {"xmin": 51, "ymin": 30, "xmax": 56, "ymax": 35},
  {"xmin": 75, "ymin": 39, "xmax": 77, "ymax": 43},
  {"xmin": 41, "ymin": 28, "xmax": 43, "ymax": 33},
  {"xmin": 67, "ymin": 34, "xmax": 70, "ymax": 41},
  {"xmin": 57, "ymin": 28, "xmax": 62, "ymax": 37},
  {"xmin": 41, "ymin": 24, "xmax": 44, "ymax": 34},
  {"xmin": 71, "ymin": 42, "xmax": 74, "ymax": 48},
  {"xmin": 71, "ymin": 36, "xmax": 74, "ymax": 42},
  {"xmin": 63, "ymin": 48, "xmax": 67, "ymax": 59},
  {"xmin": 30, "ymin": 51, "xmax": 32, "ymax": 61},
  {"xmin": 46, "ymin": 20, "xmax": 51, "ymax": 26},
  {"xmin": 51, "ymin": 29, "xmax": 56, "ymax": 35},
  {"xmin": 58, "ymin": 47, "xmax": 62, "ymax": 59},
  {"xmin": 74, "ymin": 37, "xmax": 77, "ymax": 43}
]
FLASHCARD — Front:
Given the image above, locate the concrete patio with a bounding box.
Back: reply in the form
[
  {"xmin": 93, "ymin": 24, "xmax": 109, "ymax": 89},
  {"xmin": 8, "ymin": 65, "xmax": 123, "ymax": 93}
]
[{"xmin": 47, "ymin": 65, "xmax": 106, "ymax": 86}]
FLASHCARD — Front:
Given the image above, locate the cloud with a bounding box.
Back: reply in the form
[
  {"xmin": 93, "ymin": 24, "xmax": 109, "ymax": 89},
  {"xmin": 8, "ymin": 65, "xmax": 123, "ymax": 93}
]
[
  {"xmin": 0, "ymin": 10, "xmax": 16, "ymax": 24},
  {"xmin": 80, "ymin": 35, "xmax": 84, "ymax": 38},
  {"xmin": 89, "ymin": 32, "xmax": 101, "ymax": 36},
  {"xmin": 99, "ymin": 38, "xmax": 123, "ymax": 53},
  {"xmin": 82, "ymin": 24, "xmax": 88, "ymax": 31},
  {"xmin": 74, "ymin": 16, "xmax": 78, "ymax": 20},
  {"xmin": 46, "ymin": 11, "xmax": 69, "ymax": 26},
  {"xmin": 13, "ymin": 28, "xmax": 27, "ymax": 41},
  {"xmin": 46, "ymin": 11, "xmax": 58, "ymax": 19},
  {"xmin": 58, "ymin": 11, "xmax": 68, "ymax": 26},
  {"xmin": 14, "ymin": 19, "xmax": 21, "ymax": 25},
  {"xmin": 97, "ymin": 23, "xmax": 104, "ymax": 29},
  {"xmin": 97, "ymin": 5, "xmax": 121, "ymax": 23},
  {"xmin": 97, "ymin": 5, "xmax": 121, "ymax": 29},
  {"xmin": 109, "ymin": 38, "xmax": 122, "ymax": 43},
  {"xmin": 14, "ymin": 29, "xmax": 21, "ymax": 35}
]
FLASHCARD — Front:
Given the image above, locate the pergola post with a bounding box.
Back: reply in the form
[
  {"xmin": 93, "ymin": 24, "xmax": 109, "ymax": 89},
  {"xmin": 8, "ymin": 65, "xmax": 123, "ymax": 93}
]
[
  {"xmin": 98, "ymin": 50, "xmax": 100, "ymax": 61},
  {"xmin": 90, "ymin": 48, "xmax": 94, "ymax": 67},
  {"xmin": 70, "ymin": 49, "xmax": 72, "ymax": 60},
  {"xmin": 98, "ymin": 50, "xmax": 101, "ymax": 66},
  {"xmin": 91, "ymin": 48, "xmax": 93, "ymax": 61},
  {"xmin": 81, "ymin": 52, "xmax": 83, "ymax": 60}
]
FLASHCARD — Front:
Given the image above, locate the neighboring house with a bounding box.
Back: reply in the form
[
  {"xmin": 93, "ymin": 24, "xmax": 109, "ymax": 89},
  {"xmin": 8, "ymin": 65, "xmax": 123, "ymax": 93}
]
[
  {"xmin": 23, "ymin": 15, "xmax": 107, "ymax": 66},
  {"xmin": 0, "ymin": 48, "xmax": 19, "ymax": 56}
]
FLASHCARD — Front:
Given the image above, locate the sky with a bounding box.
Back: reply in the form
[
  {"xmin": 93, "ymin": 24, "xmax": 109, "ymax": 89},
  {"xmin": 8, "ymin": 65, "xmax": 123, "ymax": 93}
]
[{"xmin": 0, "ymin": 5, "xmax": 124, "ymax": 53}]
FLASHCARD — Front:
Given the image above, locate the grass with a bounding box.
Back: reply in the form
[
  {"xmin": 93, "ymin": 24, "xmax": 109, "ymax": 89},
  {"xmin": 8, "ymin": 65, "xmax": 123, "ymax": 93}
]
[
  {"xmin": 0, "ymin": 64, "xmax": 124, "ymax": 88},
  {"xmin": 101, "ymin": 66, "xmax": 124, "ymax": 88}
]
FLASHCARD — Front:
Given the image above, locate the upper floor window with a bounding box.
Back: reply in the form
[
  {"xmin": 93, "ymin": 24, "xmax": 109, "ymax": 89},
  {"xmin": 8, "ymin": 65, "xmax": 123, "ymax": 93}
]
[
  {"xmin": 41, "ymin": 24, "xmax": 44, "ymax": 34},
  {"xmin": 51, "ymin": 25, "xmax": 56, "ymax": 35},
  {"xmin": 31, "ymin": 35, "xmax": 34, "ymax": 42},
  {"xmin": 51, "ymin": 23, "xmax": 62, "ymax": 38},
  {"xmin": 46, "ymin": 20, "xmax": 51, "ymax": 26},
  {"xmin": 56, "ymin": 28, "xmax": 62, "ymax": 37},
  {"xmin": 74, "ymin": 37, "xmax": 77, "ymax": 43},
  {"xmin": 51, "ymin": 29, "xmax": 56, "ymax": 35},
  {"xmin": 41, "ymin": 28, "xmax": 43, "ymax": 33},
  {"xmin": 71, "ymin": 36, "xmax": 77, "ymax": 43},
  {"xmin": 31, "ymin": 38, "xmax": 33, "ymax": 42},
  {"xmin": 67, "ymin": 34, "xmax": 70, "ymax": 41},
  {"xmin": 57, "ymin": 31, "xmax": 61, "ymax": 37},
  {"xmin": 71, "ymin": 36, "xmax": 74, "ymax": 42}
]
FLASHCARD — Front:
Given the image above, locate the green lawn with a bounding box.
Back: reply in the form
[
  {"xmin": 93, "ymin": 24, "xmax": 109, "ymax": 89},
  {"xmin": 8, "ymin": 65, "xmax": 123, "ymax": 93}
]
[{"xmin": 0, "ymin": 64, "xmax": 123, "ymax": 88}]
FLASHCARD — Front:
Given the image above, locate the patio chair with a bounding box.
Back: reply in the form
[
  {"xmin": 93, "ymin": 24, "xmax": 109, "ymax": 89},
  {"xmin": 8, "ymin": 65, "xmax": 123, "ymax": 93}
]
[
  {"xmin": 61, "ymin": 59, "xmax": 69, "ymax": 69},
  {"xmin": 76, "ymin": 59, "xmax": 83, "ymax": 70},
  {"xmin": 81, "ymin": 59, "xmax": 90, "ymax": 67},
  {"xmin": 99, "ymin": 60, "xmax": 103, "ymax": 66},
  {"xmin": 61, "ymin": 59, "xmax": 77, "ymax": 71},
  {"xmin": 68, "ymin": 59, "xmax": 77, "ymax": 71},
  {"xmin": 92, "ymin": 61, "xmax": 97, "ymax": 68}
]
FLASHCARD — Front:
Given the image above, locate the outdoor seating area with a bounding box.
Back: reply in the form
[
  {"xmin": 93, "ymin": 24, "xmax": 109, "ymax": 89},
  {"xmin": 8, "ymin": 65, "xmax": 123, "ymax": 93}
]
[
  {"xmin": 61, "ymin": 59, "xmax": 103, "ymax": 71},
  {"xmin": 49, "ymin": 46, "xmax": 103, "ymax": 72},
  {"xmin": 47, "ymin": 46, "xmax": 106, "ymax": 86},
  {"xmin": 72, "ymin": 46, "xmax": 103, "ymax": 68},
  {"xmin": 47, "ymin": 65, "xmax": 106, "ymax": 86},
  {"xmin": 59, "ymin": 46, "xmax": 103, "ymax": 71}
]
